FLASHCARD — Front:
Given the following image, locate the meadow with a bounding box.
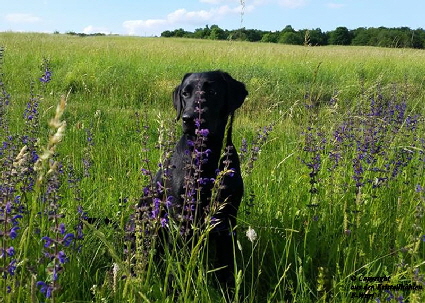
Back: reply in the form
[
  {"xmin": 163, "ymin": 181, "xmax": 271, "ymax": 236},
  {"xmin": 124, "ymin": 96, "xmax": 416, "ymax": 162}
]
[{"xmin": 0, "ymin": 32, "xmax": 425, "ymax": 302}]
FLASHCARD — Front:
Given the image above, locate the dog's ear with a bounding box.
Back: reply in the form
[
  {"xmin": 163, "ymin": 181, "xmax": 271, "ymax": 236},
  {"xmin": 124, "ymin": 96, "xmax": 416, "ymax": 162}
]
[
  {"xmin": 173, "ymin": 84, "xmax": 182, "ymax": 121},
  {"xmin": 173, "ymin": 73, "xmax": 192, "ymax": 121},
  {"xmin": 221, "ymin": 72, "xmax": 248, "ymax": 113}
]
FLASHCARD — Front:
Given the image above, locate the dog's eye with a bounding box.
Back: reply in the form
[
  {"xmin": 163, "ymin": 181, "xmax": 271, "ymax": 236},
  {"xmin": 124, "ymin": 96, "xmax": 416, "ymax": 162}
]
[{"xmin": 181, "ymin": 91, "xmax": 190, "ymax": 98}]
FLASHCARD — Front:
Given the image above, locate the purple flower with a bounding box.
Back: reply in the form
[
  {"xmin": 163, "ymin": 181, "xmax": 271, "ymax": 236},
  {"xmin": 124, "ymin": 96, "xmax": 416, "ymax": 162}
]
[
  {"xmin": 42, "ymin": 236, "xmax": 53, "ymax": 248},
  {"xmin": 7, "ymin": 260, "xmax": 17, "ymax": 276},
  {"xmin": 384, "ymin": 290, "xmax": 394, "ymax": 300},
  {"xmin": 160, "ymin": 215, "xmax": 168, "ymax": 228},
  {"xmin": 5, "ymin": 201, "xmax": 12, "ymax": 213},
  {"xmin": 12, "ymin": 214, "xmax": 23, "ymax": 224},
  {"xmin": 77, "ymin": 205, "xmax": 88, "ymax": 220},
  {"xmin": 196, "ymin": 128, "xmax": 209, "ymax": 137},
  {"xmin": 6, "ymin": 246, "xmax": 15, "ymax": 257},
  {"xmin": 142, "ymin": 186, "xmax": 150, "ymax": 196},
  {"xmin": 57, "ymin": 251, "xmax": 68, "ymax": 264},
  {"xmin": 39, "ymin": 68, "xmax": 52, "ymax": 83},
  {"xmin": 141, "ymin": 168, "xmax": 151, "ymax": 175},
  {"xmin": 52, "ymin": 265, "xmax": 60, "ymax": 281},
  {"xmin": 39, "ymin": 69, "xmax": 52, "ymax": 83},
  {"xmin": 198, "ymin": 177, "xmax": 211, "ymax": 185},
  {"xmin": 240, "ymin": 138, "xmax": 247, "ymax": 154},
  {"xmin": 37, "ymin": 281, "xmax": 54, "ymax": 298},
  {"xmin": 165, "ymin": 196, "xmax": 174, "ymax": 208},
  {"xmin": 396, "ymin": 295, "xmax": 405, "ymax": 303},
  {"xmin": 9, "ymin": 226, "xmax": 20, "ymax": 239},
  {"xmin": 62, "ymin": 233, "xmax": 75, "ymax": 247},
  {"xmin": 59, "ymin": 223, "xmax": 66, "ymax": 235}
]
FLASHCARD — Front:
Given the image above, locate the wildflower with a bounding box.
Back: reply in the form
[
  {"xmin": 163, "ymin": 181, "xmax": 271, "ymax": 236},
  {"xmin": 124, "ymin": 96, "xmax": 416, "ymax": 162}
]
[
  {"xmin": 85, "ymin": 126, "xmax": 94, "ymax": 146},
  {"xmin": 196, "ymin": 128, "xmax": 209, "ymax": 137},
  {"xmin": 246, "ymin": 226, "xmax": 257, "ymax": 242},
  {"xmin": 39, "ymin": 58, "xmax": 52, "ymax": 83},
  {"xmin": 352, "ymin": 156, "xmax": 364, "ymax": 187},
  {"xmin": 160, "ymin": 216, "xmax": 168, "ymax": 228},
  {"xmin": 37, "ymin": 281, "xmax": 54, "ymax": 298},
  {"xmin": 62, "ymin": 232, "xmax": 75, "ymax": 247},
  {"xmin": 6, "ymin": 259, "xmax": 17, "ymax": 276},
  {"xmin": 165, "ymin": 196, "xmax": 173, "ymax": 208},
  {"xmin": 6, "ymin": 246, "xmax": 15, "ymax": 257},
  {"xmin": 57, "ymin": 251, "xmax": 68, "ymax": 264},
  {"xmin": 39, "ymin": 69, "xmax": 52, "ymax": 83},
  {"xmin": 58, "ymin": 222, "xmax": 66, "ymax": 234},
  {"xmin": 244, "ymin": 124, "xmax": 273, "ymax": 174},
  {"xmin": 8, "ymin": 226, "xmax": 20, "ymax": 239},
  {"xmin": 384, "ymin": 290, "xmax": 394, "ymax": 300},
  {"xmin": 42, "ymin": 236, "xmax": 53, "ymax": 248},
  {"xmin": 141, "ymin": 168, "xmax": 150, "ymax": 175},
  {"xmin": 75, "ymin": 206, "xmax": 88, "ymax": 240}
]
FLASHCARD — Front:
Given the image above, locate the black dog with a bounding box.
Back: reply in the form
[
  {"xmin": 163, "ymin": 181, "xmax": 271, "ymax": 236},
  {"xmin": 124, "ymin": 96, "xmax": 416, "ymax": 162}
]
[{"xmin": 154, "ymin": 70, "xmax": 247, "ymax": 287}]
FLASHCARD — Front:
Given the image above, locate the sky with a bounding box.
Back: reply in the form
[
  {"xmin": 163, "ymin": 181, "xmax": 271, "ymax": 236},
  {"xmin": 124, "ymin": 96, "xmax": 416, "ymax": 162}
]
[{"xmin": 1, "ymin": 0, "xmax": 424, "ymax": 37}]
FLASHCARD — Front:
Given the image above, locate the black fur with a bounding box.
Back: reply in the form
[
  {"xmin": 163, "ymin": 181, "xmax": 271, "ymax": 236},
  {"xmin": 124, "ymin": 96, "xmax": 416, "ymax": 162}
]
[{"xmin": 156, "ymin": 70, "xmax": 247, "ymax": 287}]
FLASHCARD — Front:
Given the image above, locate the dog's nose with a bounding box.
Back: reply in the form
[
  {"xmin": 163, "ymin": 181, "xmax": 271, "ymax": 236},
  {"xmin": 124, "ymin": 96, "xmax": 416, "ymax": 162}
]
[{"xmin": 182, "ymin": 113, "xmax": 195, "ymax": 124}]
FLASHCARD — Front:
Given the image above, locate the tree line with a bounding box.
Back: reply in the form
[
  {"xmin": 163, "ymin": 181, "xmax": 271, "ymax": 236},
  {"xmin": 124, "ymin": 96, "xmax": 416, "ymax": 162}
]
[{"xmin": 161, "ymin": 25, "xmax": 425, "ymax": 49}]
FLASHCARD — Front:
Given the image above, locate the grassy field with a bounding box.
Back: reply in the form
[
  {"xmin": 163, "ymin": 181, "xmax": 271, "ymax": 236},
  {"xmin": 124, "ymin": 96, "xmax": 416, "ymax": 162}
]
[{"xmin": 1, "ymin": 32, "xmax": 425, "ymax": 302}]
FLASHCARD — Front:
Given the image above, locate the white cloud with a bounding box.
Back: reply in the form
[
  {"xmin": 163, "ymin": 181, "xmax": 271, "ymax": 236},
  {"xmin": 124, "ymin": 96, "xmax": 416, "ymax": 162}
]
[
  {"xmin": 200, "ymin": 0, "xmax": 225, "ymax": 3},
  {"xmin": 327, "ymin": 3, "xmax": 345, "ymax": 9},
  {"xmin": 252, "ymin": 0, "xmax": 308, "ymax": 8},
  {"xmin": 5, "ymin": 13, "xmax": 42, "ymax": 23},
  {"xmin": 278, "ymin": 0, "xmax": 307, "ymax": 8},
  {"xmin": 123, "ymin": 4, "xmax": 248, "ymax": 36},
  {"xmin": 83, "ymin": 25, "xmax": 111, "ymax": 35},
  {"xmin": 123, "ymin": 19, "xmax": 168, "ymax": 35}
]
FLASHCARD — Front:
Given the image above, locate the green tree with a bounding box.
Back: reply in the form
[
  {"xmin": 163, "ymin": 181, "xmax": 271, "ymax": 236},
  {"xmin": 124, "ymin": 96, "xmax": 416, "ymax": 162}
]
[
  {"xmin": 161, "ymin": 30, "xmax": 173, "ymax": 37},
  {"xmin": 278, "ymin": 31, "xmax": 303, "ymax": 45},
  {"xmin": 244, "ymin": 29, "xmax": 264, "ymax": 42},
  {"xmin": 261, "ymin": 32, "xmax": 279, "ymax": 43},
  {"xmin": 209, "ymin": 25, "xmax": 226, "ymax": 40},
  {"xmin": 351, "ymin": 27, "xmax": 372, "ymax": 46},
  {"xmin": 329, "ymin": 27, "xmax": 352, "ymax": 45},
  {"xmin": 193, "ymin": 25, "xmax": 210, "ymax": 39}
]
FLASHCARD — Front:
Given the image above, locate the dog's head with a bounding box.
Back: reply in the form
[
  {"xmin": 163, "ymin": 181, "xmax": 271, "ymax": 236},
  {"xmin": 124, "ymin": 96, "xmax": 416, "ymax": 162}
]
[{"xmin": 173, "ymin": 71, "xmax": 247, "ymax": 135}]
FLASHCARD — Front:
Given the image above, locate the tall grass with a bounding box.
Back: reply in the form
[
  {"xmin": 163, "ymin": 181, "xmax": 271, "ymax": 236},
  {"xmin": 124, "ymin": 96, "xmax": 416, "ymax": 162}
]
[{"xmin": 0, "ymin": 32, "xmax": 424, "ymax": 302}]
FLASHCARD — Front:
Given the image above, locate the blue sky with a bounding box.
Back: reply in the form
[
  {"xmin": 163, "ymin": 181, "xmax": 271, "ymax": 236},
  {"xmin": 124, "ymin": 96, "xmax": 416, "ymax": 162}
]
[{"xmin": 1, "ymin": 0, "xmax": 424, "ymax": 36}]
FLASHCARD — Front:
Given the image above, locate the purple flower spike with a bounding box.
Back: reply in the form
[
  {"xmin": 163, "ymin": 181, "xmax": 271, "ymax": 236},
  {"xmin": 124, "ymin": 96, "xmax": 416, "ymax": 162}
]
[
  {"xmin": 42, "ymin": 236, "xmax": 53, "ymax": 248},
  {"xmin": 57, "ymin": 251, "xmax": 68, "ymax": 264},
  {"xmin": 37, "ymin": 281, "xmax": 54, "ymax": 298},
  {"xmin": 196, "ymin": 128, "xmax": 209, "ymax": 137},
  {"xmin": 6, "ymin": 246, "xmax": 15, "ymax": 257},
  {"xmin": 62, "ymin": 233, "xmax": 75, "ymax": 247},
  {"xmin": 9, "ymin": 226, "xmax": 20, "ymax": 239}
]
